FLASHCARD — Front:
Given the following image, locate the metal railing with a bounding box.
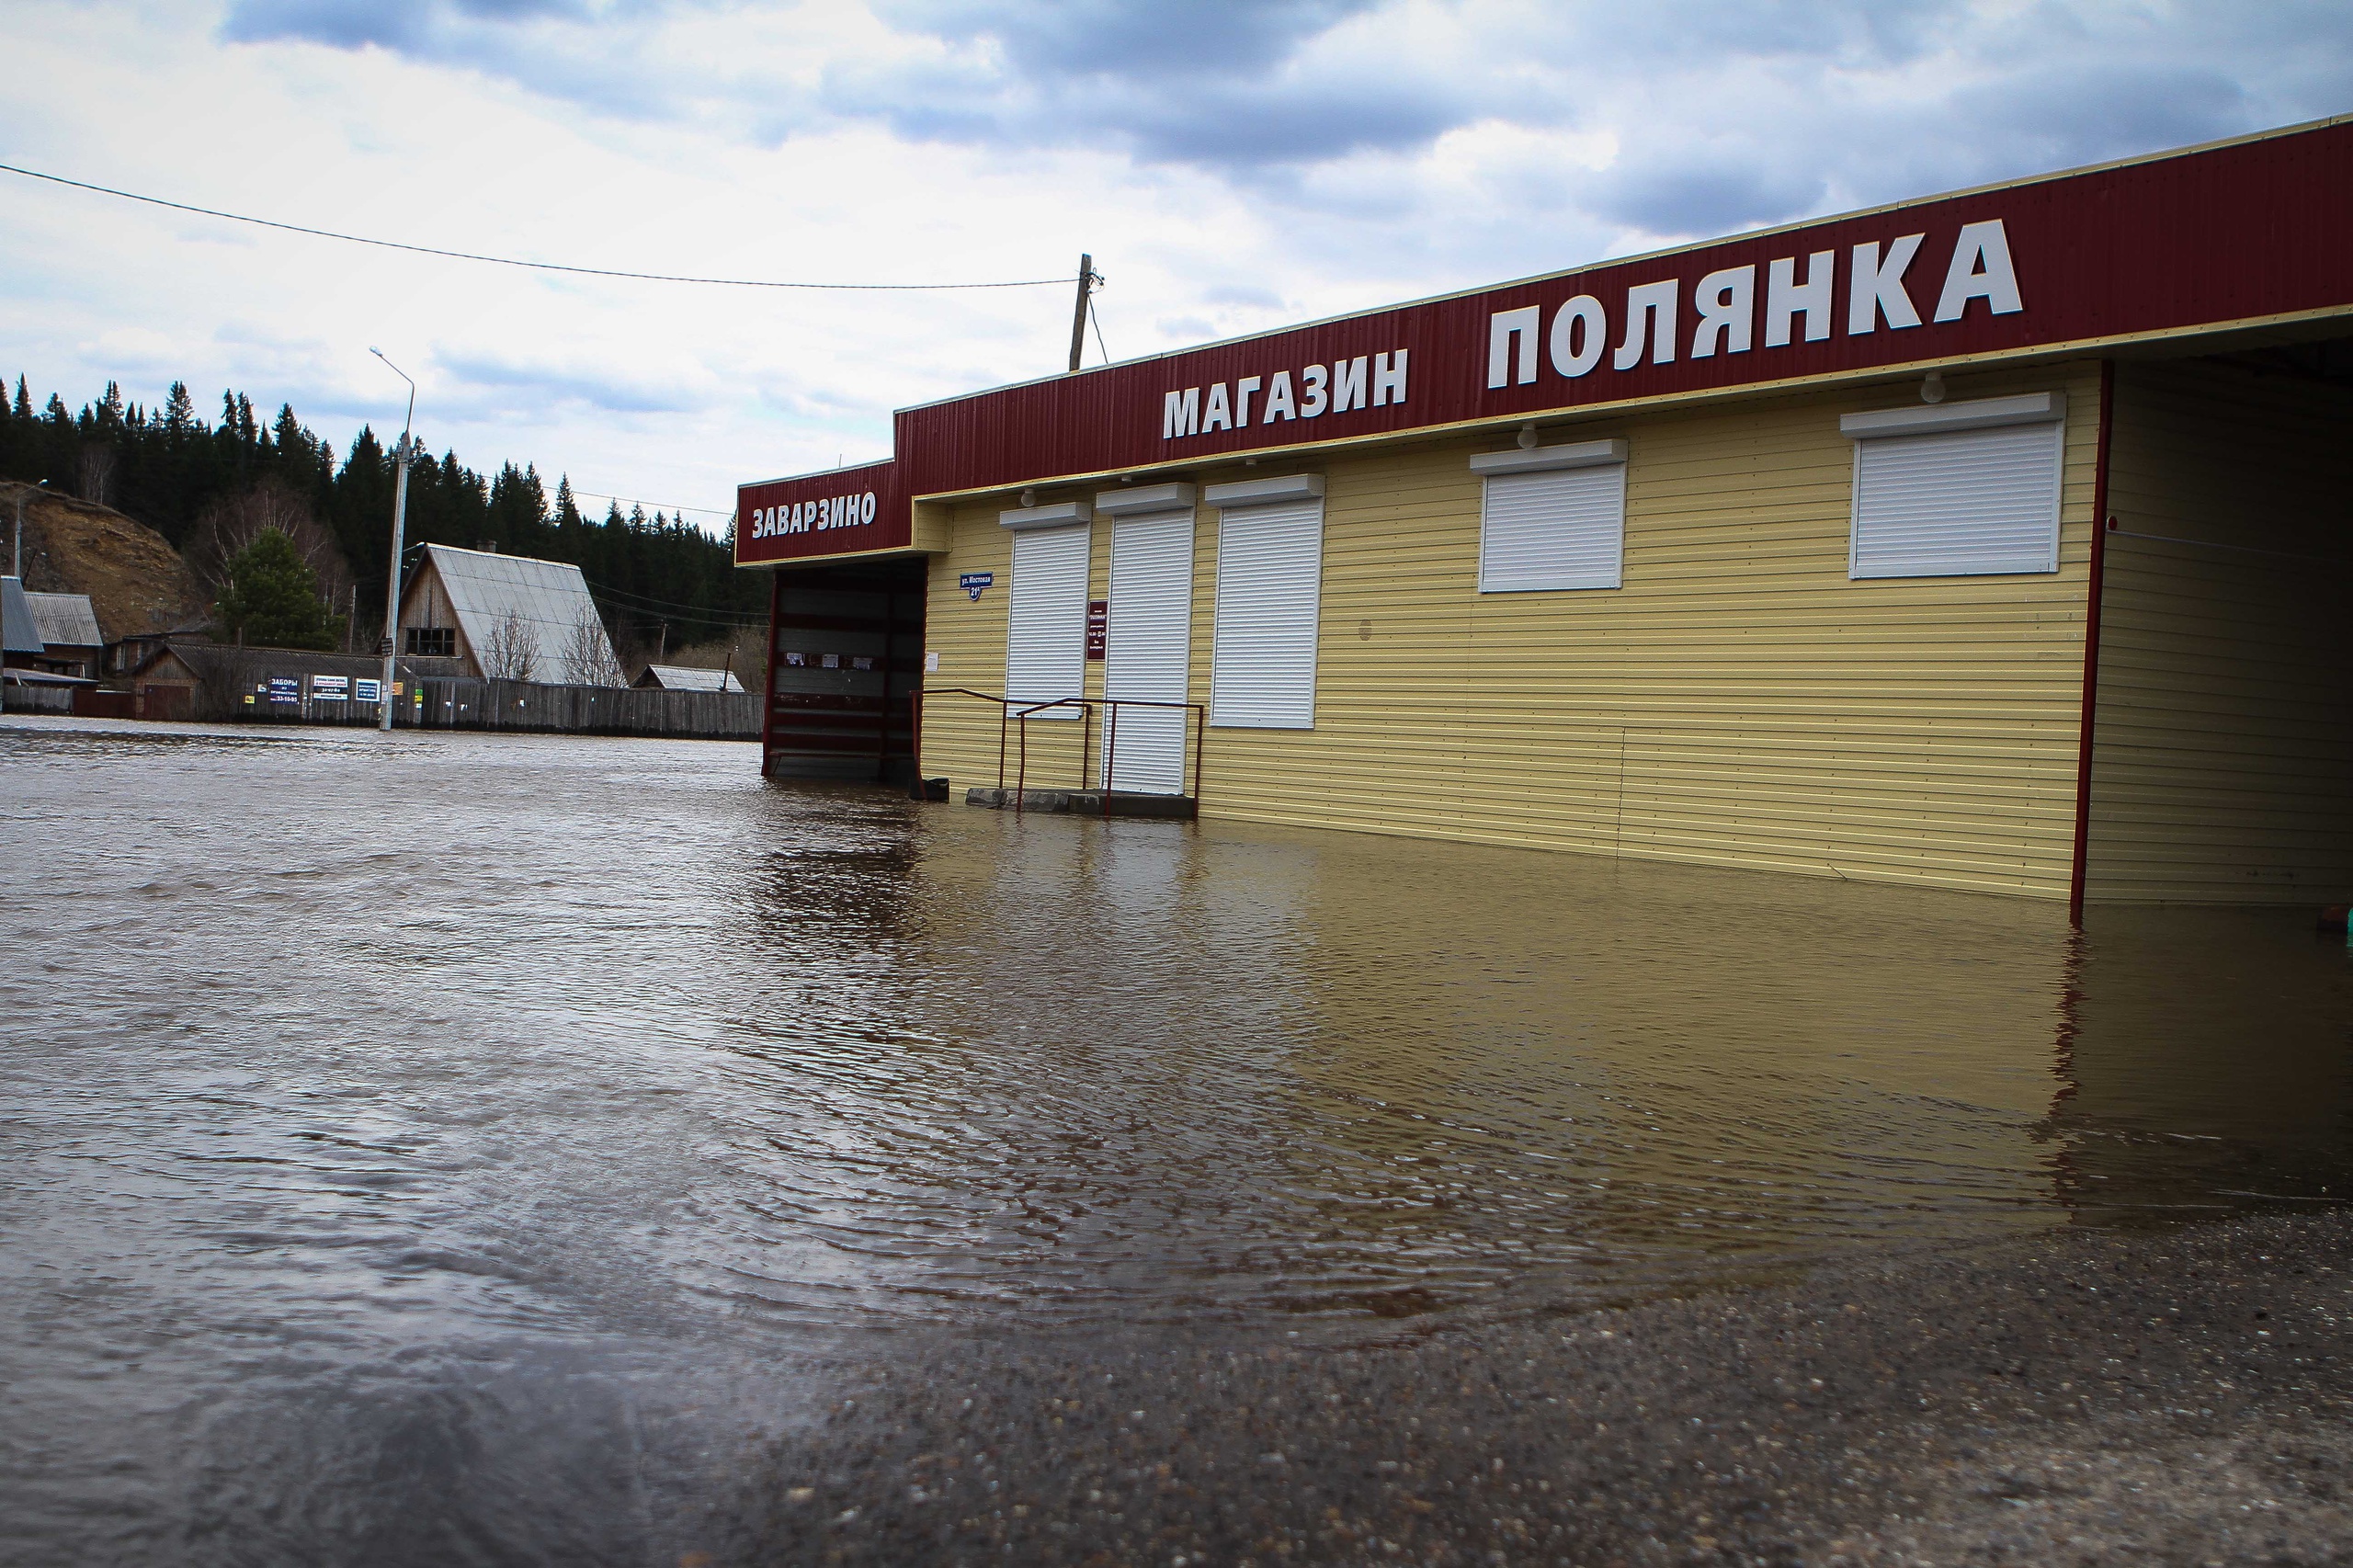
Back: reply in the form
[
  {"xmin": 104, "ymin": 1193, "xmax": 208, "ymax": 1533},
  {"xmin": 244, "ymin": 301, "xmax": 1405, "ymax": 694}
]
[{"xmin": 913, "ymin": 687, "xmax": 1206, "ymax": 816}]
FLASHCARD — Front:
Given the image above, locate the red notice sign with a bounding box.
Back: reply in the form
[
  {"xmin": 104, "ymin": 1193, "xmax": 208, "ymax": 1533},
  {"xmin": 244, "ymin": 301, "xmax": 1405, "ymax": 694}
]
[{"xmin": 1086, "ymin": 600, "xmax": 1108, "ymax": 660}]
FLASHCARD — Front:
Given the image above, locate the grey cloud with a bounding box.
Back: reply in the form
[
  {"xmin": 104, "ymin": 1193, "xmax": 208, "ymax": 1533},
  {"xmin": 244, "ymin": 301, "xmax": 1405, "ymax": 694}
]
[
  {"xmin": 1200, "ymin": 284, "xmax": 1287, "ymax": 310},
  {"xmin": 213, "ymin": 0, "xmax": 2353, "ymax": 236},
  {"xmin": 435, "ymin": 352, "xmax": 710, "ymax": 415},
  {"xmin": 820, "ymin": 23, "xmax": 1469, "ymax": 171},
  {"xmin": 222, "ymin": 0, "xmax": 592, "ymax": 50},
  {"xmin": 1584, "ymin": 153, "xmax": 1826, "ymax": 237},
  {"xmin": 873, "ymin": 0, "xmax": 1381, "ymax": 79}
]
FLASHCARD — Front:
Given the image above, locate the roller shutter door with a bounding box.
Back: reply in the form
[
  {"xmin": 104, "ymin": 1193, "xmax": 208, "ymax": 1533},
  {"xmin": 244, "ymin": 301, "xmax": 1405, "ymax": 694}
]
[
  {"xmin": 1850, "ymin": 421, "xmax": 2063, "ymax": 578},
  {"xmin": 1211, "ymin": 496, "xmax": 1324, "ymax": 729},
  {"xmin": 1479, "ymin": 463, "xmax": 1626, "ymax": 592},
  {"xmin": 1006, "ymin": 522, "xmax": 1088, "ymax": 717},
  {"xmin": 1103, "ymin": 507, "xmax": 1195, "ymax": 792}
]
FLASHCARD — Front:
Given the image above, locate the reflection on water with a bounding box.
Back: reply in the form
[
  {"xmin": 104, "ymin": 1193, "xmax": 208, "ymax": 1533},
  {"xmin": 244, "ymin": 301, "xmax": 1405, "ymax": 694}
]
[{"xmin": 3, "ymin": 717, "xmax": 2348, "ymax": 1561}]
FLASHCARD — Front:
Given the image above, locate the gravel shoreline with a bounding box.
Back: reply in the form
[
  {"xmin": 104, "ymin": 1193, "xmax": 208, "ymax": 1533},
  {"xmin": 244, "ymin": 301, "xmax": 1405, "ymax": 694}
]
[{"xmin": 703, "ymin": 1210, "xmax": 2353, "ymax": 1566}]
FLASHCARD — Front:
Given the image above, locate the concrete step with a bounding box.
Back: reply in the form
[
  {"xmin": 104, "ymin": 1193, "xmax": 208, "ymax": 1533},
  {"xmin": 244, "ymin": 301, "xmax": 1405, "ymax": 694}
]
[{"xmin": 964, "ymin": 786, "xmax": 1197, "ymax": 821}]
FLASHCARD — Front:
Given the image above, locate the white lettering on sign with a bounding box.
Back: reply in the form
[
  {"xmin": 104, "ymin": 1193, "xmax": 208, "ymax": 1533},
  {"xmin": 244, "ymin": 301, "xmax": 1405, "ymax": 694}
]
[
  {"xmin": 1689, "ymin": 265, "xmax": 1755, "ymax": 358},
  {"xmin": 1158, "ymin": 347, "xmax": 1408, "ymax": 443},
  {"xmin": 1479, "ymin": 222, "xmax": 2022, "ymax": 395},
  {"xmin": 1934, "ymin": 220, "xmax": 2023, "ymax": 323},
  {"xmin": 1153, "ymin": 221, "xmax": 2022, "ymax": 445},
  {"xmin": 748, "ymin": 490, "xmax": 879, "ymax": 540},
  {"xmin": 1848, "ymin": 233, "xmax": 1927, "ymax": 335},
  {"xmin": 1489, "ymin": 306, "xmax": 1540, "ymax": 389},
  {"xmin": 1764, "ymin": 250, "xmax": 1835, "ymax": 347},
  {"xmin": 1162, "ymin": 386, "xmax": 1199, "ymax": 438},
  {"xmin": 1550, "ymin": 295, "xmax": 1607, "ymax": 378},
  {"xmin": 1615, "ymin": 278, "xmax": 1679, "ymax": 369},
  {"xmin": 1333, "ymin": 356, "xmax": 1368, "ymax": 413}
]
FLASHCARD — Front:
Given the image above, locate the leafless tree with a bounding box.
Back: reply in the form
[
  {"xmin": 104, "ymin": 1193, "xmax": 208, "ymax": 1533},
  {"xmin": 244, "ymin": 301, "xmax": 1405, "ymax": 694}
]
[
  {"xmin": 562, "ymin": 610, "xmax": 625, "ymax": 687},
  {"xmin": 478, "ymin": 608, "xmax": 539, "ymax": 681},
  {"xmin": 191, "ymin": 646, "xmax": 257, "ymax": 722},
  {"xmin": 189, "ymin": 480, "xmax": 353, "ymax": 610},
  {"xmin": 77, "ymin": 445, "xmax": 117, "ymax": 508}
]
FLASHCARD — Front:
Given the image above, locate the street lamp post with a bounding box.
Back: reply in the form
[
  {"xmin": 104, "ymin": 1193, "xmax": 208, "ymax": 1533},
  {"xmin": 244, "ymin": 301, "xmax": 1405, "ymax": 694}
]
[{"xmin": 369, "ymin": 348, "xmax": 416, "ymax": 733}]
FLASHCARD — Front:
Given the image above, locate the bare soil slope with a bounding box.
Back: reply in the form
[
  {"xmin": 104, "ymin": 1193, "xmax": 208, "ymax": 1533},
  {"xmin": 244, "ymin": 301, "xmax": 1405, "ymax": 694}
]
[{"xmin": 1, "ymin": 481, "xmax": 208, "ymax": 639}]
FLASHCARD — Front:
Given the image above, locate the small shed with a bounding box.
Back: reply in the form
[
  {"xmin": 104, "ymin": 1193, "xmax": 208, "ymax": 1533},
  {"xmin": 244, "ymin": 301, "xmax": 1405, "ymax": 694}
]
[
  {"xmin": 633, "ymin": 663, "xmax": 745, "ymax": 693},
  {"xmin": 1, "ymin": 577, "xmax": 42, "ymax": 660},
  {"xmin": 24, "ymin": 591, "xmax": 103, "ymax": 679},
  {"xmin": 397, "ymin": 543, "xmax": 620, "ymax": 685},
  {"xmin": 123, "ymin": 641, "xmax": 428, "ymax": 723}
]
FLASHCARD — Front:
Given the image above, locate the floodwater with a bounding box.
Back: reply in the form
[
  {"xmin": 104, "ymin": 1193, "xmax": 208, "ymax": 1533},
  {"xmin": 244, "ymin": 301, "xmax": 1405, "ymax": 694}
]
[{"xmin": 4, "ymin": 716, "xmax": 2349, "ymax": 1563}]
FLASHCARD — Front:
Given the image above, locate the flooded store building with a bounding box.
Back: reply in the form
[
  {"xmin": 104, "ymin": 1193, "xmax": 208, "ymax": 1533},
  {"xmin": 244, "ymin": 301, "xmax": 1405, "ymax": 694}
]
[{"xmin": 735, "ymin": 118, "xmax": 2353, "ymax": 911}]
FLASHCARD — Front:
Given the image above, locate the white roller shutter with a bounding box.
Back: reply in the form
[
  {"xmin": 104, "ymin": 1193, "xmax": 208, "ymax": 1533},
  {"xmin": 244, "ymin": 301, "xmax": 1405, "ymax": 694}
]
[
  {"xmin": 1006, "ymin": 522, "xmax": 1088, "ymax": 717},
  {"xmin": 1480, "ymin": 464, "xmax": 1625, "ymax": 592},
  {"xmin": 1103, "ymin": 507, "xmax": 1195, "ymax": 792},
  {"xmin": 1845, "ymin": 394, "xmax": 2063, "ymax": 578},
  {"xmin": 1211, "ymin": 494, "xmax": 1324, "ymax": 729}
]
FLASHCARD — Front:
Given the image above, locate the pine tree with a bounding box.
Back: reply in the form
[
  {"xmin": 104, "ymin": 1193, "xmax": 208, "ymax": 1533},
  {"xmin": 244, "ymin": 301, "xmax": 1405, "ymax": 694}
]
[
  {"xmin": 11, "ymin": 377, "xmax": 29, "ymax": 421},
  {"xmin": 214, "ymin": 528, "xmax": 341, "ymax": 650},
  {"xmin": 163, "ymin": 381, "xmax": 197, "ymax": 435}
]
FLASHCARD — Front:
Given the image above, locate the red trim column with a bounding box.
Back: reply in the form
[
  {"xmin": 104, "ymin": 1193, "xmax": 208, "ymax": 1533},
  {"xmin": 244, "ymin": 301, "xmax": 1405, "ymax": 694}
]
[
  {"xmin": 2067, "ymin": 360, "xmax": 2117, "ymax": 926},
  {"xmin": 759, "ymin": 570, "xmax": 780, "ymax": 775}
]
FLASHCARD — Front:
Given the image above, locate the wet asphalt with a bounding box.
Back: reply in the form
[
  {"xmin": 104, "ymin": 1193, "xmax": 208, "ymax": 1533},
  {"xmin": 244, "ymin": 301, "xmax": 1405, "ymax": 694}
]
[{"xmin": 704, "ymin": 1210, "xmax": 2353, "ymax": 1567}]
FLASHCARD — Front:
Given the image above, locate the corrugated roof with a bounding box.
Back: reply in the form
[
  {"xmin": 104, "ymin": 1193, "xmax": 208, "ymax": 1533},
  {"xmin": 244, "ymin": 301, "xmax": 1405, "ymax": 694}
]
[
  {"xmin": 130, "ymin": 641, "xmax": 434, "ymax": 682},
  {"xmin": 638, "ymin": 664, "xmax": 745, "ymax": 692},
  {"xmin": 25, "ymin": 592, "xmax": 101, "ymax": 648},
  {"xmin": 0, "ymin": 578, "xmax": 42, "ymax": 654},
  {"xmin": 418, "ymin": 545, "xmax": 619, "ymax": 684}
]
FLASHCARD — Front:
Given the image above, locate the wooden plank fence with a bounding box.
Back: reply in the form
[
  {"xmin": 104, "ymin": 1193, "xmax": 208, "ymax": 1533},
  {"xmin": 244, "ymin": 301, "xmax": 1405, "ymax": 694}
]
[
  {"xmin": 409, "ymin": 677, "xmax": 759, "ymax": 739},
  {"xmin": 210, "ymin": 677, "xmax": 758, "ymax": 739}
]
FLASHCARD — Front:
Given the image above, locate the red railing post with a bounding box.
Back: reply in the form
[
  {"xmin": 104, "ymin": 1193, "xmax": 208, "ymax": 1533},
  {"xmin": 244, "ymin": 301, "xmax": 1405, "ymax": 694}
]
[
  {"xmin": 1192, "ymin": 704, "xmax": 1204, "ymax": 802},
  {"xmin": 1103, "ymin": 701, "xmax": 1119, "ymax": 817},
  {"xmin": 910, "ymin": 688, "xmax": 925, "ymax": 788}
]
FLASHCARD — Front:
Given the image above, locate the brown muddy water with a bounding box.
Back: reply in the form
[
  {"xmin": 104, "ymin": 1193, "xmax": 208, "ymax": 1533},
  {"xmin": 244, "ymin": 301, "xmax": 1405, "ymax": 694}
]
[{"xmin": 4, "ymin": 717, "xmax": 2350, "ymax": 1564}]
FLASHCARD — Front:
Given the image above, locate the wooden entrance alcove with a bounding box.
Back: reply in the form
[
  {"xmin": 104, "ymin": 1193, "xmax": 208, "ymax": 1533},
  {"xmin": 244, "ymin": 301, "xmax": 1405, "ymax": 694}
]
[{"xmin": 761, "ymin": 556, "xmax": 928, "ymax": 784}]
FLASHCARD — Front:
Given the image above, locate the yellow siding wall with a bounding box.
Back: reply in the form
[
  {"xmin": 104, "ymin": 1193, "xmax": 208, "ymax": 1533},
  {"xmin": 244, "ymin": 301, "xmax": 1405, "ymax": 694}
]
[
  {"xmin": 2085, "ymin": 358, "xmax": 2353, "ymax": 903},
  {"xmin": 923, "ymin": 363, "xmax": 2103, "ymax": 897}
]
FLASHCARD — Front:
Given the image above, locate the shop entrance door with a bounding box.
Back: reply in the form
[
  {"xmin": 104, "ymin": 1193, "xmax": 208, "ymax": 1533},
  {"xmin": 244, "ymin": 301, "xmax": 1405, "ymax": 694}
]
[{"xmin": 1102, "ymin": 506, "xmax": 1195, "ymax": 794}]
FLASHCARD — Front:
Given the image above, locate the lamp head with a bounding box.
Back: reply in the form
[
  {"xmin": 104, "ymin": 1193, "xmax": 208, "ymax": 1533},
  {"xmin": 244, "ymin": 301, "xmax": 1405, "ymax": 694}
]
[{"xmin": 1517, "ymin": 423, "xmax": 1539, "ymax": 450}]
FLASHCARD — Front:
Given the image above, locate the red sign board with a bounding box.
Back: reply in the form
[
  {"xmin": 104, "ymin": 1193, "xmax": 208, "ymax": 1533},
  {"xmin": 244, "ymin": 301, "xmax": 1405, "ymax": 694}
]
[
  {"xmin": 740, "ymin": 120, "xmax": 2353, "ymax": 568},
  {"xmin": 735, "ymin": 459, "xmax": 908, "ymax": 567},
  {"xmin": 1086, "ymin": 599, "xmax": 1108, "ymax": 660}
]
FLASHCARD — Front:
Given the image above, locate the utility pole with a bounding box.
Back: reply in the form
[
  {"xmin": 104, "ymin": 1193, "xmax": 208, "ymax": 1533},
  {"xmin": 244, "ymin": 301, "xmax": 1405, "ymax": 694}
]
[
  {"xmin": 1067, "ymin": 253, "xmax": 1099, "ymax": 373},
  {"xmin": 11, "ymin": 480, "xmax": 46, "ymax": 577},
  {"xmin": 369, "ymin": 348, "xmax": 416, "ymax": 733}
]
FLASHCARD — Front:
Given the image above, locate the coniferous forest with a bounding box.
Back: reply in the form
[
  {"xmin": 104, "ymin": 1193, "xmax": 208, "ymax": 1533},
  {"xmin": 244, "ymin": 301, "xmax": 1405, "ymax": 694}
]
[{"xmin": 0, "ymin": 372, "xmax": 767, "ymax": 653}]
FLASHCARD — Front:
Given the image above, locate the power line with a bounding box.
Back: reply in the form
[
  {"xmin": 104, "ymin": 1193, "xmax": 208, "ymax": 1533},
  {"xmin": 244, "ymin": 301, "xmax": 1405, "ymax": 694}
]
[
  {"xmin": 567, "ymin": 488, "xmax": 733, "ymax": 518},
  {"xmin": 576, "ymin": 573, "xmax": 765, "ymax": 622},
  {"xmin": 1088, "ymin": 296, "xmax": 1111, "ymax": 366},
  {"xmin": 0, "ymin": 161, "xmax": 1073, "ymax": 292}
]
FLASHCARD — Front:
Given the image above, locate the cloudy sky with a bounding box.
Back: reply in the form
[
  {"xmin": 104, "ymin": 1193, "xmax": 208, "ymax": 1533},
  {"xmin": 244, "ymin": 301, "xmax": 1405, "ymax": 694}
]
[{"xmin": 3, "ymin": 1, "xmax": 2347, "ymax": 529}]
